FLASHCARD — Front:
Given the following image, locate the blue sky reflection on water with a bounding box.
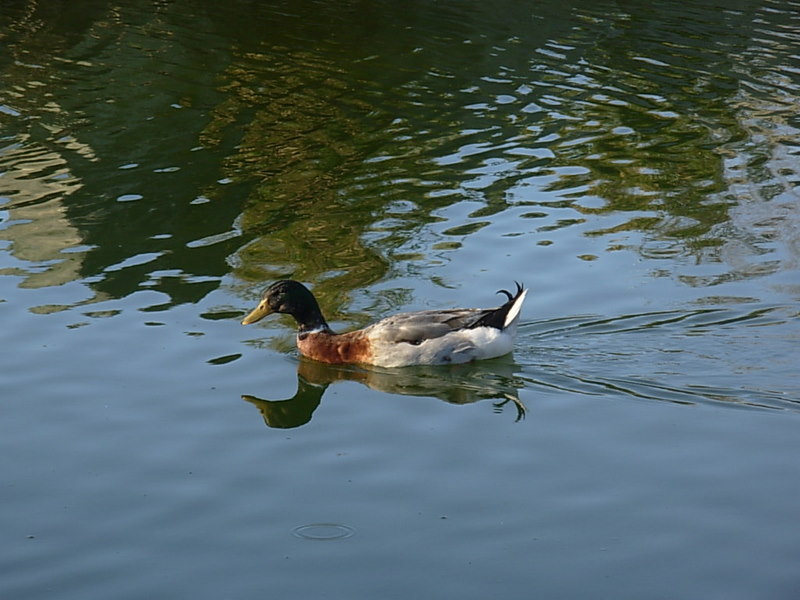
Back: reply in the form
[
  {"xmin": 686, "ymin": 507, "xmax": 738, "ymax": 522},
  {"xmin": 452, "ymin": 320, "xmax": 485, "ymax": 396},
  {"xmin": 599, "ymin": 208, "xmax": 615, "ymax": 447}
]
[{"xmin": 1, "ymin": 1, "xmax": 800, "ymax": 599}]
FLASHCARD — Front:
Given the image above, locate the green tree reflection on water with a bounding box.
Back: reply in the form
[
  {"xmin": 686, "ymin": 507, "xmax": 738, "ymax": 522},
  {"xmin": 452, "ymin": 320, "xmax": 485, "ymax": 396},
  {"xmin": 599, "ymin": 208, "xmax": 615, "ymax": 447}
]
[{"xmin": 1, "ymin": 0, "xmax": 797, "ymax": 311}]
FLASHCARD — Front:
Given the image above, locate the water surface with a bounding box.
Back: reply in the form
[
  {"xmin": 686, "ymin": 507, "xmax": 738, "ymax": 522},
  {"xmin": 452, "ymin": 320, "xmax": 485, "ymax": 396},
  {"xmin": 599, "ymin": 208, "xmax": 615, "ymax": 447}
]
[{"xmin": 2, "ymin": 1, "xmax": 799, "ymax": 599}]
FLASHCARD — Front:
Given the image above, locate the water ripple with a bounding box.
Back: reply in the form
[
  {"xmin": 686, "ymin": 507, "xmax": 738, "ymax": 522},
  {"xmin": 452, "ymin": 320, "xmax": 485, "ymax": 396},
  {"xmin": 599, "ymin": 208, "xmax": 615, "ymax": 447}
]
[{"xmin": 521, "ymin": 304, "xmax": 800, "ymax": 412}]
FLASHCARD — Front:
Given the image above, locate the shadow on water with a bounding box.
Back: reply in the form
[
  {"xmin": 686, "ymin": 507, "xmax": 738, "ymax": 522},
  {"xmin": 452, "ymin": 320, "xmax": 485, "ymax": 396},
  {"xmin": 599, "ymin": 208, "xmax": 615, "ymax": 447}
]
[{"xmin": 242, "ymin": 355, "xmax": 527, "ymax": 429}]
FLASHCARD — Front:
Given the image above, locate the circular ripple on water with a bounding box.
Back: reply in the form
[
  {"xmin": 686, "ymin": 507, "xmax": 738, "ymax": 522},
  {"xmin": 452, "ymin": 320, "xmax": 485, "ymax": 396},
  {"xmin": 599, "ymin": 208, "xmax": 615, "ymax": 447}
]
[{"xmin": 291, "ymin": 523, "xmax": 356, "ymax": 541}]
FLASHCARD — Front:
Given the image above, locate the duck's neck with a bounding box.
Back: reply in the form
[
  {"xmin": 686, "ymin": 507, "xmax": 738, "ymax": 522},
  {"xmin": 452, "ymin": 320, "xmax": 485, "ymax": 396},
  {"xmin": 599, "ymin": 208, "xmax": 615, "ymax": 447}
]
[
  {"xmin": 292, "ymin": 306, "xmax": 333, "ymax": 335},
  {"xmin": 297, "ymin": 321, "xmax": 334, "ymax": 336}
]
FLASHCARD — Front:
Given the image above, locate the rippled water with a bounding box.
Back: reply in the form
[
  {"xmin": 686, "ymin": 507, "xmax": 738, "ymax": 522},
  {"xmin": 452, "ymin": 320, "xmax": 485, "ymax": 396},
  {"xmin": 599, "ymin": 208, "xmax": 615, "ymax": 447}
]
[{"xmin": 2, "ymin": 1, "xmax": 799, "ymax": 599}]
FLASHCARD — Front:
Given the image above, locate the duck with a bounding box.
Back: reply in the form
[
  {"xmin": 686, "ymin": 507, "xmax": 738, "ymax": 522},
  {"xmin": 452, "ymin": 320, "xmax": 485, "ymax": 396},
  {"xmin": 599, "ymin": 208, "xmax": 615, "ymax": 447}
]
[{"xmin": 241, "ymin": 280, "xmax": 527, "ymax": 368}]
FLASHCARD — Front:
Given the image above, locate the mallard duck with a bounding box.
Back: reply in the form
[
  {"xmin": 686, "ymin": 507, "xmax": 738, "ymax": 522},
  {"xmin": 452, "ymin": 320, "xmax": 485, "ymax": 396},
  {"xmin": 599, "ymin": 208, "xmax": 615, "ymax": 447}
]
[{"xmin": 241, "ymin": 280, "xmax": 527, "ymax": 368}]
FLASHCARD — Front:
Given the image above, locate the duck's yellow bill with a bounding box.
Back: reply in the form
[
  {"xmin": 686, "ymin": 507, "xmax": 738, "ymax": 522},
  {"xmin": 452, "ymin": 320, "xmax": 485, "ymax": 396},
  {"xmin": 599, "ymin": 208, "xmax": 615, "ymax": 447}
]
[{"xmin": 241, "ymin": 302, "xmax": 273, "ymax": 325}]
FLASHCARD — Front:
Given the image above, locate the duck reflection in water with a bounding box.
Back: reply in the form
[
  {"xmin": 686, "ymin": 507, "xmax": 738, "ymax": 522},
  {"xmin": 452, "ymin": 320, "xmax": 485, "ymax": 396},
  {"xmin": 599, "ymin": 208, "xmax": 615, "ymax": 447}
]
[{"xmin": 242, "ymin": 356, "xmax": 527, "ymax": 429}]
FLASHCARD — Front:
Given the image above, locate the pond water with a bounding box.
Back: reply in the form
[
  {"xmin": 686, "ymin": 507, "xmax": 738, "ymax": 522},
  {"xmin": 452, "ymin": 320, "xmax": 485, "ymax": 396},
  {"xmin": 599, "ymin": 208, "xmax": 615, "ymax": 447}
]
[{"xmin": 2, "ymin": 1, "xmax": 799, "ymax": 598}]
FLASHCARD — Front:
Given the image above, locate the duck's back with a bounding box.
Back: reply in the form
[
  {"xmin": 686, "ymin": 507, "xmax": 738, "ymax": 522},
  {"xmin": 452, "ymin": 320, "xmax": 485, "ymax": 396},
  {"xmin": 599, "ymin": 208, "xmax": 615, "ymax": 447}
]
[
  {"xmin": 366, "ymin": 308, "xmax": 485, "ymax": 345},
  {"xmin": 362, "ymin": 296, "xmax": 525, "ymax": 368}
]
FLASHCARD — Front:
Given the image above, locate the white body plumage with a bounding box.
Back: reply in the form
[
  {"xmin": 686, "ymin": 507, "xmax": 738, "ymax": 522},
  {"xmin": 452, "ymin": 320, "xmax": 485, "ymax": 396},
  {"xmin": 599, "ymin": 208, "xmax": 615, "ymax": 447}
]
[{"xmin": 362, "ymin": 288, "xmax": 527, "ymax": 368}]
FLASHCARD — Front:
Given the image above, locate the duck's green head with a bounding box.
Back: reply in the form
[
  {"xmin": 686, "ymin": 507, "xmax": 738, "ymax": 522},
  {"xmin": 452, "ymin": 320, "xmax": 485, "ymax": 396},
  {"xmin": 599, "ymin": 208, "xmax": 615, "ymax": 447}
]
[{"xmin": 241, "ymin": 280, "xmax": 328, "ymax": 332}]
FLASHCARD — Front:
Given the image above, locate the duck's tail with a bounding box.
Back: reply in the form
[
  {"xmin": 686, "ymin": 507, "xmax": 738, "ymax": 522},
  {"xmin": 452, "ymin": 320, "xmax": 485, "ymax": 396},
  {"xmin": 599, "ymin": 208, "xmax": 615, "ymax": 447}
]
[{"xmin": 470, "ymin": 282, "xmax": 527, "ymax": 331}]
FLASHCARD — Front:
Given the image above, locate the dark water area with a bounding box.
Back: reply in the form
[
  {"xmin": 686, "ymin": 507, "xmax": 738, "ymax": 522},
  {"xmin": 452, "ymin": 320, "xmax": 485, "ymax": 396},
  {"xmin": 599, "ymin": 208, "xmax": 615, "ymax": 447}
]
[{"xmin": 2, "ymin": 1, "xmax": 799, "ymax": 599}]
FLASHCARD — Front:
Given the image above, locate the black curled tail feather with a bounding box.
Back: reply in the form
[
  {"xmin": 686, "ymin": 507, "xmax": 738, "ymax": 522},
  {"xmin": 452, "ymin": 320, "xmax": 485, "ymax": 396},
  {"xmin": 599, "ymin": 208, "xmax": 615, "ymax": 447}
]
[
  {"xmin": 496, "ymin": 281, "xmax": 523, "ymax": 302},
  {"xmin": 469, "ymin": 282, "xmax": 525, "ymax": 331}
]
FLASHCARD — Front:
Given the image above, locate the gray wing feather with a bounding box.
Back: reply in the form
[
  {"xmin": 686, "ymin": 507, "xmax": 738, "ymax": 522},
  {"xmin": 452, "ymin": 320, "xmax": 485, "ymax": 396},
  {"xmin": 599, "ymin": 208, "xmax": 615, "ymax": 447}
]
[{"xmin": 367, "ymin": 309, "xmax": 487, "ymax": 344}]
